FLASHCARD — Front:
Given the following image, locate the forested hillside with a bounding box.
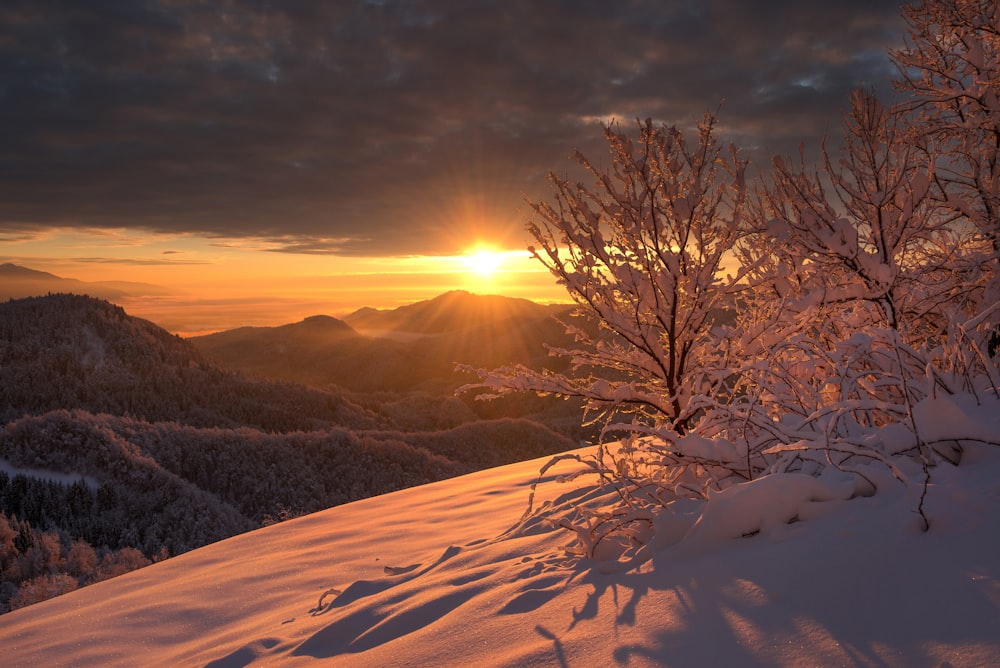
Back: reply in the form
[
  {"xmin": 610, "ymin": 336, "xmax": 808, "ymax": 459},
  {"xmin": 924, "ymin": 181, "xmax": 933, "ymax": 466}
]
[
  {"xmin": 0, "ymin": 293, "xmax": 576, "ymax": 613},
  {"xmin": 0, "ymin": 294, "xmax": 380, "ymax": 431}
]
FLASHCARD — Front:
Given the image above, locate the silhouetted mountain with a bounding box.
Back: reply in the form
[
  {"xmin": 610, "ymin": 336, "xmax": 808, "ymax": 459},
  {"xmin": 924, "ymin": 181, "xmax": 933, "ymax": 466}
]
[
  {"xmin": 0, "ymin": 293, "xmax": 379, "ymax": 431},
  {"xmin": 193, "ymin": 314, "xmax": 408, "ymax": 390},
  {"xmin": 343, "ymin": 290, "xmax": 568, "ymax": 335},
  {"xmin": 192, "ymin": 314, "xmax": 361, "ymax": 371},
  {"xmin": 228, "ymin": 314, "xmax": 358, "ymax": 342},
  {"xmin": 0, "ymin": 263, "xmax": 61, "ymax": 280},
  {"xmin": 192, "ymin": 291, "xmax": 578, "ymax": 394},
  {"xmin": 0, "ymin": 263, "xmax": 167, "ymax": 301}
]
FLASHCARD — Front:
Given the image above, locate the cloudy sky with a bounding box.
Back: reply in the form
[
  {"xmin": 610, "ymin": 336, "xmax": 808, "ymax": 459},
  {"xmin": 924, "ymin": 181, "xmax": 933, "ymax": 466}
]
[{"xmin": 0, "ymin": 0, "xmax": 910, "ymax": 332}]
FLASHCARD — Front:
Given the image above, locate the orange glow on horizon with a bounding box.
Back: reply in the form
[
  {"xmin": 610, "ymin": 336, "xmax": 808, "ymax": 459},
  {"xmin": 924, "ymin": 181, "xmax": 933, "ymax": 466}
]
[{"xmin": 1, "ymin": 227, "xmax": 569, "ymax": 337}]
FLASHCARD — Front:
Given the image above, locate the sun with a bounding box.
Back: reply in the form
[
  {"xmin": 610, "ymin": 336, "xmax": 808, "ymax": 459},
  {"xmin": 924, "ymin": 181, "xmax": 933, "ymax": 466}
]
[
  {"xmin": 462, "ymin": 247, "xmax": 505, "ymax": 277},
  {"xmin": 455, "ymin": 245, "xmax": 540, "ymax": 294}
]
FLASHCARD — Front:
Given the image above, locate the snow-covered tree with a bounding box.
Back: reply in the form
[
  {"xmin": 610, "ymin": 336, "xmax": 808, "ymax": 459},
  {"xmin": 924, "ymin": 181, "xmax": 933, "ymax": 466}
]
[
  {"xmin": 463, "ymin": 116, "xmax": 749, "ymax": 441},
  {"xmin": 891, "ymin": 0, "xmax": 1000, "ymax": 316},
  {"xmin": 733, "ymin": 84, "xmax": 998, "ymax": 447},
  {"xmin": 754, "ymin": 90, "xmax": 946, "ymax": 333},
  {"xmin": 703, "ymin": 91, "xmax": 966, "ymax": 490},
  {"xmin": 463, "ymin": 3, "xmax": 1000, "ymax": 550}
]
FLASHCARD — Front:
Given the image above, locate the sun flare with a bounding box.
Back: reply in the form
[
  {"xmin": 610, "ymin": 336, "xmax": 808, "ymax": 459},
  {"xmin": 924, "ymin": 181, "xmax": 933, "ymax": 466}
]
[{"xmin": 462, "ymin": 248, "xmax": 505, "ymax": 277}]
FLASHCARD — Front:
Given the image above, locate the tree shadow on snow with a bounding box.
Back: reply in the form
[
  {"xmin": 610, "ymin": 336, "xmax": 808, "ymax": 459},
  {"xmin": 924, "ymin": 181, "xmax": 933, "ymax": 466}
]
[{"xmin": 565, "ymin": 514, "xmax": 1000, "ymax": 667}]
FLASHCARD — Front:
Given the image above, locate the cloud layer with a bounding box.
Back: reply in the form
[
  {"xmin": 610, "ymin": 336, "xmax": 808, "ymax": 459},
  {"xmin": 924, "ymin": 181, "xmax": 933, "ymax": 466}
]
[{"xmin": 0, "ymin": 0, "xmax": 904, "ymax": 255}]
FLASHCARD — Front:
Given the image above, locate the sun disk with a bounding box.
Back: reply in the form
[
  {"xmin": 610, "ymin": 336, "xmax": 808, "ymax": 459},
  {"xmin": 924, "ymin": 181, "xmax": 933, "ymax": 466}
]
[{"xmin": 463, "ymin": 248, "xmax": 505, "ymax": 276}]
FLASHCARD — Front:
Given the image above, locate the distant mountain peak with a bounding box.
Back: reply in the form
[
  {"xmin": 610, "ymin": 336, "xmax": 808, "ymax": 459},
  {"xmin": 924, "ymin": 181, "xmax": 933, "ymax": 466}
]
[
  {"xmin": 286, "ymin": 314, "xmax": 357, "ymax": 335},
  {"xmin": 0, "ymin": 263, "xmax": 166, "ymax": 302},
  {"xmin": 0, "ymin": 262, "xmax": 63, "ymax": 280},
  {"xmin": 302, "ymin": 314, "xmax": 347, "ymax": 325},
  {"xmin": 343, "ymin": 290, "xmax": 556, "ymax": 336}
]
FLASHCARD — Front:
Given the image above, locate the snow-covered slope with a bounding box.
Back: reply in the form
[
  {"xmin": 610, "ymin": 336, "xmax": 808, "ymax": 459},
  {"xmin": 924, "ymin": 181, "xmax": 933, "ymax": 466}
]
[{"xmin": 3, "ymin": 440, "xmax": 1000, "ymax": 667}]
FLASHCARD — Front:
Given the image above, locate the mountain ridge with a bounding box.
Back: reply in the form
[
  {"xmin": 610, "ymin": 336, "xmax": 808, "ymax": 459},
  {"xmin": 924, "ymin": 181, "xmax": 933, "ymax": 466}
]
[
  {"xmin": 191, "ymin": 290, "xmax": 577, "ymax": 394},
  {"xmin": 0, "ymin": 263, "xmax": 62, "ymax": 280},
  {"xmin": 0, "ymin": 262, "xmax": 168, "ymax": 301},
  {"xmin": 342, "ymin": 289, "xmax": 568, "ymax": 335}
]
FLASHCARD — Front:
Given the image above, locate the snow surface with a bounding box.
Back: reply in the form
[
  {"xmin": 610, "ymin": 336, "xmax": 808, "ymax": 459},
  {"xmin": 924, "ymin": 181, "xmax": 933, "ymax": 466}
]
[{"xmin": 2, "ymin": 437, "xmax": 1000, "ymax": 667}]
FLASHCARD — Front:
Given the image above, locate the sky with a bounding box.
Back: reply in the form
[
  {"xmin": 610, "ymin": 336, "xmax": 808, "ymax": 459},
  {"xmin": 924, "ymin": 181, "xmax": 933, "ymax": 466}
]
[{"xmin": 0, "ymin": 0, "xmax": 908, "ymax": 333}]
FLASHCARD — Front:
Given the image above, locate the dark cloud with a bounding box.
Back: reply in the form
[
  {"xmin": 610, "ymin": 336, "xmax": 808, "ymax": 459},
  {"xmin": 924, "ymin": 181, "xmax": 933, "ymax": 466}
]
[{"xmin": 0, "ymin": 0, "xmax": 905, "ymax": 256}]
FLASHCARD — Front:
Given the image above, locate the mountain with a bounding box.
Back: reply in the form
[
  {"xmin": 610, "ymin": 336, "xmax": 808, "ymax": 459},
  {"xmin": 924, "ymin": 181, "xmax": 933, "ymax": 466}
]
[
  {"xmin": 342, "ymin": 290, "xmax": 569, "ymax": 335},
  {"xmin": 210, "ymin": 314, "xmax": 359, "ymax": 345},
  {"xmin": 0, "ymin": 262, "xmax": 167, "ymax": 301},
  {"xmin": 190, "ymin": 313, "xmax": 399, "ymax": 390},
  {"xmin": 2, "ymin": 434, "xmax": 999, "ymax": 666},
  {"xmin": 0, "ymin": 292, "xmax": 581, "ymax": 454},
  {"xmin": 0, "ymin": 263, "xmax": 60, "ymax": 280},
  {"xmin": 192, "ymin": 291, "xmax": 578, "ymax": 394}
]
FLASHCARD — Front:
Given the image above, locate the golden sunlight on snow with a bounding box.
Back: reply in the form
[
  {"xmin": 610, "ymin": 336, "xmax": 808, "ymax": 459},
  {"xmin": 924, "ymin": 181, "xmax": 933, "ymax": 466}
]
[{"xmin": 3, "ymin": 442, "xmax": 1000, "ymax": 667}]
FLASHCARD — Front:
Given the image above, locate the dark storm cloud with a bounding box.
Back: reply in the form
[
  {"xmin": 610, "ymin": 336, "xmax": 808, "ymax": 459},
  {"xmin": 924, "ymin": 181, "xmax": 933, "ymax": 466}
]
[{"xmin": 0, "ymin": 0, "xmax": 904, "ymax": 255}]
